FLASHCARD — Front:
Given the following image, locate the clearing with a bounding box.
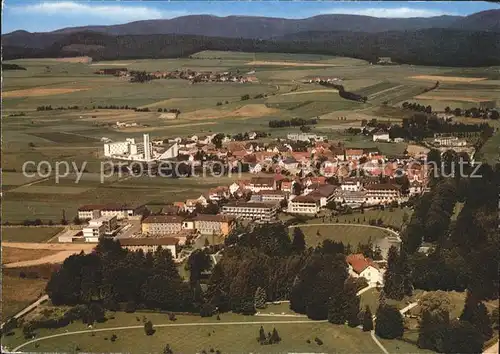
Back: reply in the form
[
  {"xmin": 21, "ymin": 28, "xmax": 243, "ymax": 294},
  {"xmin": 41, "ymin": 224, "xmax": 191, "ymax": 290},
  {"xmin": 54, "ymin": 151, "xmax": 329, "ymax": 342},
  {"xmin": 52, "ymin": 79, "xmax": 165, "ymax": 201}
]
[{"xmin": 408, "ymin": 75, "xmax": 486, "ymax": 83}]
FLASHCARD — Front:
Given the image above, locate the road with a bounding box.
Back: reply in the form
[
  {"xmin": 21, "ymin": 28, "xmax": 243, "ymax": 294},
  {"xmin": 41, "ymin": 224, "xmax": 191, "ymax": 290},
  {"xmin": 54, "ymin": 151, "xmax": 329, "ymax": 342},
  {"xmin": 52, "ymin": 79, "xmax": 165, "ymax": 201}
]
[
  {"xmin": 2, "ymin": 242, "xmax": 95, "ymax": 252},
  {"xmin": 12, "ymin": 319, "xmax": 327, "ymax": 352},
  {"xmin": 3, "ymin": 251, "xmax": 82, "ymax": 268}
]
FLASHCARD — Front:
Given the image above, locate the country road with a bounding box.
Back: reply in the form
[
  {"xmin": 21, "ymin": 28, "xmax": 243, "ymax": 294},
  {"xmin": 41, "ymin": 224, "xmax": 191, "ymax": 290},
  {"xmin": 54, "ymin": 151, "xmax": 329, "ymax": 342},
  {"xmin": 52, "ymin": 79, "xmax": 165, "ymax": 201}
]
[{"xmin": 12, "ymin": 319, "xmax": 327, "ymax": 352}]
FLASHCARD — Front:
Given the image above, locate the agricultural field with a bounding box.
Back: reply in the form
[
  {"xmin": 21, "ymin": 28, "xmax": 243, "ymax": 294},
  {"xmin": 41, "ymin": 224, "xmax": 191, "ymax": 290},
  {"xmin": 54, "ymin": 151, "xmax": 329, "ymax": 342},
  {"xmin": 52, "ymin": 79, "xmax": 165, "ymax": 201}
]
[
  {"xmin": 2, "ymin": 52, "xmax": 499, "ymax": 226},
  {"xmin": 1, "ymin": 275, "xmax": 48, "ymax": 320},
  {"xmin": 1, "ymin": 227, "xmax": 64, "ymax": 242}
]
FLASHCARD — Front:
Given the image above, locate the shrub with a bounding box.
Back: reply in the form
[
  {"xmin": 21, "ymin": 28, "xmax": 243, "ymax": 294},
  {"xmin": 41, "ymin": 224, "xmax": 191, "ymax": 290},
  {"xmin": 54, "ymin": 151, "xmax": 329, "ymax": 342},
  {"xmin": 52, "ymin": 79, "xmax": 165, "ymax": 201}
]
[
  {"xmin": 144, "ymin": 321, "xmax": 155, "ymax": 336},
  {"xmin": 111, "ymin": 334, "xmax": 117, "ymax": 342},
  {"xmin": 314, "ymin": 337, "xmax": 323, "ymax": 345}
]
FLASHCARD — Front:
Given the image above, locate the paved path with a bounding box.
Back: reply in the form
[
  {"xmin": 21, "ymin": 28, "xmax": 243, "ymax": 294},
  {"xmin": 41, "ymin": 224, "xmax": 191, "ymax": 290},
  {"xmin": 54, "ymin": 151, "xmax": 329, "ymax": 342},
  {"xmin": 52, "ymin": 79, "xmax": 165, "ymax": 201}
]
[
  {"xmin": 288, "ymin": 223, "xmax": 400, "ymax": 238},
  {"xmin": 12, "ymin": 319, "xmax": 327, "ymax": 352}
]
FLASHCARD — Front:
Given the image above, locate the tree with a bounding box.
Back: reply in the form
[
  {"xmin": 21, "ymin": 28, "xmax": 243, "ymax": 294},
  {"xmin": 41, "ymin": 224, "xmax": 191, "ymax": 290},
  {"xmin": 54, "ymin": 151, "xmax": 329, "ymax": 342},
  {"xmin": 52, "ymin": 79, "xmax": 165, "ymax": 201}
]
[
  {"xmin": 212, "ymin": 133, "xmax": 225, "ymax": 149},
  {"xmin": 241, "ymin": 94, "xmax": 250, "ymax": 101},
  {"xmin": 258, "ymin": 326, "xmax": 266, "ymax": 344},
  {"xmin": 383, "ymin": 246, "xmax": 405, "ymax": 300},
  {"xmin": 460, "ymin": 295, "xmax": 493, "ymax": 340},
  {"xmin": 292, "ymin": 182, "xmax": 302, "ymax": 196},
  {"xmin": 417, "ymin": 291, "xmax": 453, "ymax": 351},
  {"xmin": 442, "ymin": 320, "xmax": 484, "ymax": 353},
  {"xmin": 363, "ymin": 306, "xmax": 374, "ymax": 331},
  {"xmin": 270, "ymin": 327, "xmax": 281, "ymax": 343},
  {"xmin": 73, "ymin": 216, "xmax": 81, "ymax": 225},
  {"xmin": 254, "ymin": 286, "xmax": 267, "ymax": 309},
  {"xmin": 186, "ymin": 249, "xmax": 212, "ymax": 284},
  {"xmin": 144, "ymin": 320, "xmax": 155, "ymax": 336},
  {"xmin": 375, "ymin": 305, "xmax": 404, "ymax": 339},
  {"xmin": 163, "ymin": 344, "xmax": 174, "ymax": 354},
  {"xmin": 291, "ymin": 228, "xmax": 306, "ymax": 253}
]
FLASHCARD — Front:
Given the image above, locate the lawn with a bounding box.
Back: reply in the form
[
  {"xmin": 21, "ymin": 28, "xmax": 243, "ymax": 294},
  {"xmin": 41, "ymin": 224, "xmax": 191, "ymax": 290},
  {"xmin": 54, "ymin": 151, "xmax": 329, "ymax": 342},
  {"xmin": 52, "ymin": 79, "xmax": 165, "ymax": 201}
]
[
  {"xmin": 330, "ymin": 207, "xmax": 413, "ymax": 228},
  {"xmin": 2, "ymin": 227, "xmax": 64, "ymax": 242},
  {"xmin": 293, "ymin": 224, "xmax": 392, "ymax": 249},
  {"xmin": 5, "ymin": 310, "xmax": 382, "ymax": 354},
  {"xmin": 1, "ymin": 275, "xmax": 48, "ymax": 320}
]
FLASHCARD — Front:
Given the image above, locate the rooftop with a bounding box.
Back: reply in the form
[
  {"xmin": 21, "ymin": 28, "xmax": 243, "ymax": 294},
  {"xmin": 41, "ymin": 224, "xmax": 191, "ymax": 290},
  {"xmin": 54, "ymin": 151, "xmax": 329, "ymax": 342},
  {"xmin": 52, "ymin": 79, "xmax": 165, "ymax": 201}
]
[
  {"xmin": 119, "ymin": 237, "xmax": 179, "ymax": 247},
  {"xmin": 142, "ymin": 215, "xmax": 185, "ymax": 224}
]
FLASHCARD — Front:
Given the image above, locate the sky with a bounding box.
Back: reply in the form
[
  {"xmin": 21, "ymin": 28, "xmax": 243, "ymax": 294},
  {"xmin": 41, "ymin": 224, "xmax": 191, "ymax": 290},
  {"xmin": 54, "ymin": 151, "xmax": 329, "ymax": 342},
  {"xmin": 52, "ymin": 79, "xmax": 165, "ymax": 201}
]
[{"xmin": 2, "ymin": 1, "xmax": 499, "ymax": 34}]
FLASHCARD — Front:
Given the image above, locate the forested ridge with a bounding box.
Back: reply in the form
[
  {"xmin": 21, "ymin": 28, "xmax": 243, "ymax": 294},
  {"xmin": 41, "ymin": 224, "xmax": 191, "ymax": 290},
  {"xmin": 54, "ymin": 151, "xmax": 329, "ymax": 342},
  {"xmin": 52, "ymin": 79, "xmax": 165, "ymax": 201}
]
[{"xmin": 3, "ymin": 29, "xmax": 500, "ymax": 67}]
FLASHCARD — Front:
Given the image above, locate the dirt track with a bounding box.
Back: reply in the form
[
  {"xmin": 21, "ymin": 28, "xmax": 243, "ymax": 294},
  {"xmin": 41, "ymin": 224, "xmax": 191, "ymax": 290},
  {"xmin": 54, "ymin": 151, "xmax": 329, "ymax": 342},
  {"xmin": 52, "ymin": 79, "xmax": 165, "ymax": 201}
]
[
  {"xmin": 2, "ymin": 242, "xmax": 95, "ymax": 268},
  {"xmin": 3, "ymin": 87, "xmax": 90, "ymax": 98},
  {"xmin": 408, "ymin": 75, "xmax": 486, "ymax": 83},
  {"xmin": 414, "ymin": 94, "xmax": 491, "ymax": 103},
  {"xmin": 281, "ymin": 89, "xmax": 338, "ymax": 96},
  {"xmin": 2, "ymin": 242, "xmax": 95, "ymax": 251},
  {"xmin": 3, "ymin": 251, "xmax": 84, "ymax": 268},
  {"xmin": 246, "ymin": 61, "xmax": 339, "ymax": 67}
]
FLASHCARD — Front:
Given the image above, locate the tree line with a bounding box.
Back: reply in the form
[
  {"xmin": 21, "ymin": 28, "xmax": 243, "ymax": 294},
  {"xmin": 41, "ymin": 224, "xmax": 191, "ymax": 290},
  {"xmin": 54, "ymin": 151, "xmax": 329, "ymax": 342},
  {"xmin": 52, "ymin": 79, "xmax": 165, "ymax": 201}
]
[
  {"xmin": 318, "ymin": 81, "xmax": 367, "ymax": 103},
  {"xmin": 268, "ymin": 118, "xmax": 318, "ymax": 128},
  {"xmin": 5, "ymin": 29, "xmax": 500, "ymax": 67}
]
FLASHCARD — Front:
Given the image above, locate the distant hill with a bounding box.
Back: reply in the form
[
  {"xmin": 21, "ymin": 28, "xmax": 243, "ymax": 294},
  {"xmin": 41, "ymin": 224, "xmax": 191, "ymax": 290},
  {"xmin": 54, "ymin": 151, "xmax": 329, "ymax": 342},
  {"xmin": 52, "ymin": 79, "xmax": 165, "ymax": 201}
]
[
  {"xmin": 4, "ymin": 29, "xmax": 499, "ymax": 67},
  {"xmin": 43, "ymin": 14, "xmax": 465, "ymax": 38},
  {"xmin": 448, "ymin": 9, "xmax": 500, "ymax": 32}
]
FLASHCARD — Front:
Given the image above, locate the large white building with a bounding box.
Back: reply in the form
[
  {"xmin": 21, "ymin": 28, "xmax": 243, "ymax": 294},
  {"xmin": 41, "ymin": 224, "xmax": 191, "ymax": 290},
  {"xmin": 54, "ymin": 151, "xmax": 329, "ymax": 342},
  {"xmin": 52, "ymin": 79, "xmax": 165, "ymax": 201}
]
[
  {"xmin": 103, "ymin": 134, "xmax": 178, "ymax": 161},
  {"xmin": 364, "ymin": 183, "xmax": 402, "ymax": 205},
  {"xmin": 287, "ymin": 195, "xmax": 321, "ymax": 215},
  {"xmin": 82, "ymin": 215, "xmax": 118, "ymax": 242},
  {"xmin": 222, "ymin": 202, "xmax": 278, "ymax": 222}
]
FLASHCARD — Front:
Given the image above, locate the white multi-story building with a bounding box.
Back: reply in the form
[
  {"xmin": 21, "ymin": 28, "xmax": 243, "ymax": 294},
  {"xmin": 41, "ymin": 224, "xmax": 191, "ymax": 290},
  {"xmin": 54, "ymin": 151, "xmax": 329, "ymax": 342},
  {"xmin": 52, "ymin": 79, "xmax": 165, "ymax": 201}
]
[
  {"xmin": 364, "ymin": 184, "xmax": 402, "ymax": 204},
  {"xmin": 141, "ymin": 215, "xmax": 184, "ymax": 235},
  {"xmin": 103, "ymin": 134, "xmax": 155, "ymax": 161},
  {"xmin": 287, "ymin": 195, "xmax": 321, "ymax": 215},
  {"xmin": 287, "ymin": 133, "xmax": 326, "ymax": 142},
  {"xmin": 340, "ymin": 179, "xmax": 362, "ymax": 192},
  {"xmin": 222, "ymin": 202, "xmax": 278, "ymax": 222},
  {"xmin": 82, "ymin": 215, "xmax": 117, "ymax": 242},
  {"xmin": 249, "ymin": 177, "xmax": 276, "ymax": 193},
  {"xmin": 78, "ymin": 203, "xmax": 139, "ymax": 220},
  {"xmin": 119, "ymin": 237, "xmax": 179, "ymax": 259},
  {"xmin": 433, "ymin": 136, "xmax": 468, "ymax": 147}
]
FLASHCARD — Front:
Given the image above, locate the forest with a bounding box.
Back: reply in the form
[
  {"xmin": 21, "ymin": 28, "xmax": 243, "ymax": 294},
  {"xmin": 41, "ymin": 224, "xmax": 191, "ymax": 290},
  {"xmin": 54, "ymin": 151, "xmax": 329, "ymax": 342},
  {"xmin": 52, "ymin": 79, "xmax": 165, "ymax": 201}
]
[{"xmin": 4, "ymin": 28, "xmax": 500, "ymax": 67}]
